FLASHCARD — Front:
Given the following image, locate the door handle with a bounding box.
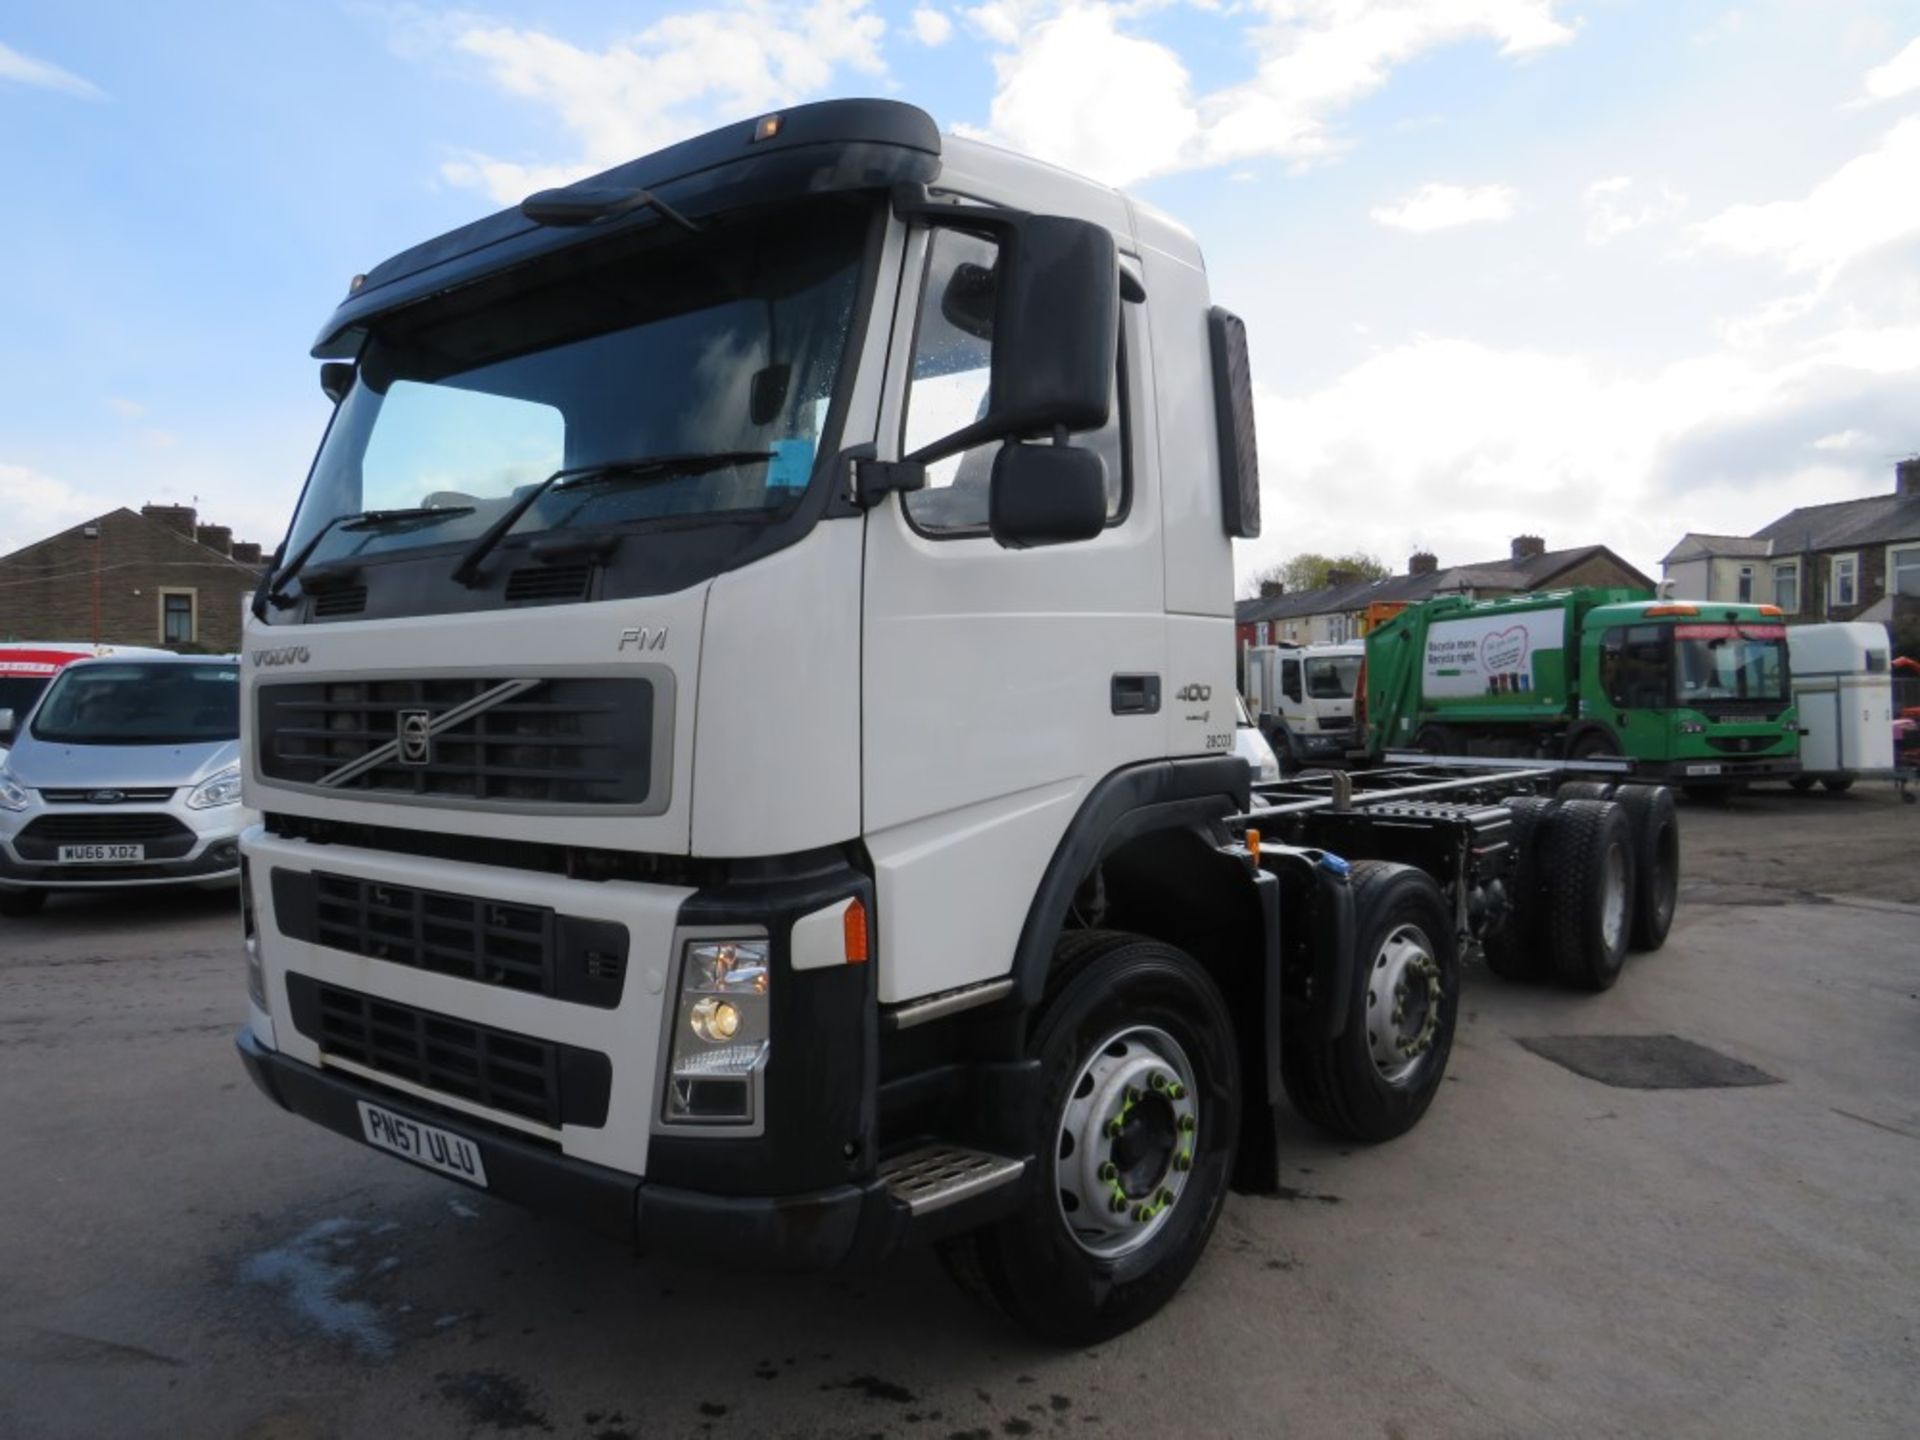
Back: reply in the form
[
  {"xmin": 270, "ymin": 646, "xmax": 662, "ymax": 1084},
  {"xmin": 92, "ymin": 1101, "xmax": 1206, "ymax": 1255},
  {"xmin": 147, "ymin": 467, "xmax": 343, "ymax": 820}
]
[{"xmin": 1111, "ymin": 673, "xmax": 1161, "ymax": 715}]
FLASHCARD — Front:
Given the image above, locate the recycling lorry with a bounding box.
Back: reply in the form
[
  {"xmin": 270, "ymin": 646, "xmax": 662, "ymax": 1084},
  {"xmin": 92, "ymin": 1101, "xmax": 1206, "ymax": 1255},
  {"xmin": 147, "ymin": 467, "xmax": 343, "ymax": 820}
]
[
  {"xmin": 1242, "ymin": 641, "xmax": 1363, "ymax": 770},
  {"xmin": 1362, "ymin": 588, "xmax": 1801, "ymax": 789},
  {"xmin": 234, "ymin": 99, "xmax": 1683, "ymax": 1343}
]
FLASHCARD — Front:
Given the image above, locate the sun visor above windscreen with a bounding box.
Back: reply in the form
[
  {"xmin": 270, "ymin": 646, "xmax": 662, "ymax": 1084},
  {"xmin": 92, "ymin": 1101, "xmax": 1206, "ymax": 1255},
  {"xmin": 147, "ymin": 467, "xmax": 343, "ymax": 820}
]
[{"xmin": 313, "ymin": 98, "xmax": 943, "ymax": 357}]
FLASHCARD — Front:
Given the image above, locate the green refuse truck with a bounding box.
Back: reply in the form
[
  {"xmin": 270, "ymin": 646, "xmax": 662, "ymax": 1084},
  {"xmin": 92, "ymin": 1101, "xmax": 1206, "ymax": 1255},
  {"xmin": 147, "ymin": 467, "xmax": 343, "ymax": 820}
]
[{"xmin": 1362, "ymin": 588, "xmax": 1801, "ymax": 788}]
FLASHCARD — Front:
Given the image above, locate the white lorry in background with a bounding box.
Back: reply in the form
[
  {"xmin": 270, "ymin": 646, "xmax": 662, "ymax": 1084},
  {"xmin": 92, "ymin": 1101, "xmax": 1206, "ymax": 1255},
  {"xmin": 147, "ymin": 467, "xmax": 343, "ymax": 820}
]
[
  {"xmin": 234, "ymin": 99, "xmax": 1685, "ymax": 1343},
  {"xmin": 1784, "ymin": 622, "xmax": 1905, "ymax": 798},
  {"xmin": 1242, "ymin": 642, "xmax": 1363, "ymax": 772}
]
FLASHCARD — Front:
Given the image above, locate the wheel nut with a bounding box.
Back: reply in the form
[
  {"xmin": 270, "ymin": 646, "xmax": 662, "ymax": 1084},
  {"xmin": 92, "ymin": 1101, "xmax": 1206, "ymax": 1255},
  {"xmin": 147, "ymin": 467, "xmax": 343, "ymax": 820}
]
[
  {"xmin": 1174, "ymin": 1153, "xmax": 1192, "ymax": 1172},
  {"xmin": 1166, "ymin": 1083, "xmax": 1187, "ymax": 1100},
  {"xmin": 1178, "ymin": 1114, "xmax": 1196, "ymax": 1133},
  {"xmin": 1159, "ymin": 1188, "xmax": 1175, "ymax": 1205},
  {"xmin": 1149, "ymin": 1072, "xmax": 1169, "ymax": 1092},
  {"xmin": 1105, "ymin": 1118, "xmax": 1124, "ymax": 1138},
  {"xmin": 1099, "ymin": 1161, "xmax": 1118, "ymax": 1182},
  {"xmin": 1110, "ymin": 1194, "xmax": 1128, "ymax": 1213}
]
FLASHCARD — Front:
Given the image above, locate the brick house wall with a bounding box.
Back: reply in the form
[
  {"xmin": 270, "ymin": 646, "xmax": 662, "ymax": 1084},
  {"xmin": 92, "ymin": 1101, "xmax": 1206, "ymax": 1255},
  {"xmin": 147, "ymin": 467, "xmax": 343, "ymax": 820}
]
[
  {"xmin": 0, "ymin": 507, "xmax": 266, "ymax": 652},
  {"xmin": 1537, "ymin": 552, "xmax": 1653, "ymax": 593}
]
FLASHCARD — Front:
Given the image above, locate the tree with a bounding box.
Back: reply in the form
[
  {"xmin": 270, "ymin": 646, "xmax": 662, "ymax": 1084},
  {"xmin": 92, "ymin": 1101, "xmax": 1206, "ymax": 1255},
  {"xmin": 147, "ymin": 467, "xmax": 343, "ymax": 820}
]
[{"xmin": 1240, "ymin": 552, "xmax": 1390, "ymax": 599}]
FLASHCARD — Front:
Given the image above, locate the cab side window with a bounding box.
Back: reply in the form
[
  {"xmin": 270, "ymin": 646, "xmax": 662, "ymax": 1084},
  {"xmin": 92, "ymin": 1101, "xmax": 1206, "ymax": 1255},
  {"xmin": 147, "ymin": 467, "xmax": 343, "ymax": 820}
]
[
  {"xmin": 1601, "ymin": 625, "xmax": 1669, "ymax": 708},
  {"xmin": 902, "ymin": 226, "xmax": 1128, "ymax": 535}
]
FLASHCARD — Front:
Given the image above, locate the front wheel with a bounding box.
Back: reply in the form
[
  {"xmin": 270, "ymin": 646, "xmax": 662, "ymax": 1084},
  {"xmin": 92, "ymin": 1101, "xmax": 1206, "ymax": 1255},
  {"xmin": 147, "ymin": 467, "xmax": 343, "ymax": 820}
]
[
  {"xmin": 1823, "ymin": 777, "xmax": 1854, "ymax": 794},
  {"xmin": 0, "ymin": 889, "xmax": 46, "ymax": 918},
  {"xmin": 940, "ymin": 931, "xmax": 1240, "ymax": 1344},
  {"xmin": 1283, "ymin": 862, "xmax": 1458, "ymax": 1141}
]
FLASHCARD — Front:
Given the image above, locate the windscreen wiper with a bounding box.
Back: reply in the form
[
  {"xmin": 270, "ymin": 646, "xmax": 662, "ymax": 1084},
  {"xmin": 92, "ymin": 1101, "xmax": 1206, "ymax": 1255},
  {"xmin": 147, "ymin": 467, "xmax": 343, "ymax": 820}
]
[
  {"xmin": 261, "ymin": 506, "xmax": 476, "ymax": 614},
  {"xmin": 449, "ymin": 452, "xmax": 773, "ymax": 588}
]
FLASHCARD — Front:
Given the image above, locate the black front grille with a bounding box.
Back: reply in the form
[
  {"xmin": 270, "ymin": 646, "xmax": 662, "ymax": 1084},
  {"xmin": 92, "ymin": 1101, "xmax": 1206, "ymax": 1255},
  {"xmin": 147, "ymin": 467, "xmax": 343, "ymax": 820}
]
[
  {"xmin": 37, "ymin": 788, "xmax": 175, "ymax": 803},
  {"xmin": 256, "ymin": 676, "xmax": 654, "ymax": 805},
  {"xmin": 285, "ymin": 974, "xmax": 611, "ymax": 1128},
  {"xmin": 1707, "ymin": 735, "xmax": 1784, "ymax": 755},
  {"xmin": 505, "ymin": 564, "xmax": 591, "ymax": 604},
  {"xmin": 14, "ymin": 812, "xmax": 197, "ymax": 859},
  {"xmin": 270, "ymin": 868, "xmax": 628, "ymax": 1007}
]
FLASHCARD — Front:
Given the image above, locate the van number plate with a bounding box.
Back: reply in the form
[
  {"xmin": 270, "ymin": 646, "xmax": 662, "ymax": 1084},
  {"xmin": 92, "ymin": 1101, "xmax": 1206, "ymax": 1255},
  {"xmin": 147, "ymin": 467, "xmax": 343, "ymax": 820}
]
[
  {"xmin": 356, "ymin": 1100, "xmax": 489, "ymax": 1188},
  {"xmin": 1684, "ymin": 764, "xmax": 1722, "ymax": 777},
  {"xmin": 58, "ymin": 843, "xmax": 144, "ymax": 863}
]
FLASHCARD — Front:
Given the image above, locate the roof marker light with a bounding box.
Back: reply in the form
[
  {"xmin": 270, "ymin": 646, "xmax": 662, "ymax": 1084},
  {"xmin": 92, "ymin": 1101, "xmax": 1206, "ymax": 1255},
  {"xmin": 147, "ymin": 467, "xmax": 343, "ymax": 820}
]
[
  {"xmin": 753, "ymin": 113, "xmax": 783, "ymax": 143},
  {"xmin": 1644, "ymin": 603, "xmax": 1699, "ymax": 618}
]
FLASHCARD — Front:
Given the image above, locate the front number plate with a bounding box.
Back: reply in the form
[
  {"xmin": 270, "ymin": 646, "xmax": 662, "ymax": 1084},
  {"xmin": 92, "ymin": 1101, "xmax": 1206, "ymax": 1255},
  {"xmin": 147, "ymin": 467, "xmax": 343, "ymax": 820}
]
[
  {"xmin": 1685, "ymin": 764, "xmax": 1723, "ymax": 777},
  {"xmin": 356, "ymin": 1100, "xmax": 489, "ymax": 1188},
  {"xmin": 58, "ymin": 843, "xmax": 144, "ymax": 863}
]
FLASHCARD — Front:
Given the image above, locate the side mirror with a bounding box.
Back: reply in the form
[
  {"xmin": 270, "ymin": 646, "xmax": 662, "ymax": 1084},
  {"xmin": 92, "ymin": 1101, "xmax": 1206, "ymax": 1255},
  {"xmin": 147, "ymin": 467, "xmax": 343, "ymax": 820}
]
[
  {"xmin": 319, "ymin": 362, "xmax": 355, "ymax": 405},
  {"xmin": 0, "ymin": 708, "xmax": 14, "ymax": 744},
  {"xmin": 989, "ymin": 216, "xmax": 1119, "ymax": 438},
  {"xmin": 989, "ymin": 443, "xmax": 1107, "ymax": 549}
]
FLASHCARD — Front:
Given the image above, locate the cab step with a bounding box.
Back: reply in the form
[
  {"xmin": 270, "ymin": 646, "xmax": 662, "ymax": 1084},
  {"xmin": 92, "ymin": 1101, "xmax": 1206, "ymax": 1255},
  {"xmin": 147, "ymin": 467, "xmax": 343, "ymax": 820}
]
[{"xmin": 880, "ymin": 1144, "xmax": 1026, "ymax": 1216}]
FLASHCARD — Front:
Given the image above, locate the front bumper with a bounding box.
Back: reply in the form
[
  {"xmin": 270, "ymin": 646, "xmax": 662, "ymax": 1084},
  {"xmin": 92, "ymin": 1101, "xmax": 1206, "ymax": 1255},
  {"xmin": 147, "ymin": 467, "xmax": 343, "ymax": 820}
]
[
  {"xmin": 236, "ymin": 1030, "xmax": 896, "ymax": 1267},
  {"xmin": 1637, "ymin": 756, "xmax": 1801, "ymax": 783},
  {"xmin": 0, "ymin": 805, "xmax": 250, "ymax": 891}
]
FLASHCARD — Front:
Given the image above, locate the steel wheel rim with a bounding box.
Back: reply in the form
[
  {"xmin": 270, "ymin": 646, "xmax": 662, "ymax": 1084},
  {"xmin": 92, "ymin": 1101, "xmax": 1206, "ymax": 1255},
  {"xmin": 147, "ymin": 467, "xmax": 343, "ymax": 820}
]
[
  {"xmin": 1054, "ymin": 1026, "xmax": 1199, "ymax": 1259},
  {"xmin": 1365, "ymin": 923, "xmax": 1442, "ymax": 1085},
  {"xmin": 1601, "ymin": 841, "xmax": 1629, "ymax": 952}
]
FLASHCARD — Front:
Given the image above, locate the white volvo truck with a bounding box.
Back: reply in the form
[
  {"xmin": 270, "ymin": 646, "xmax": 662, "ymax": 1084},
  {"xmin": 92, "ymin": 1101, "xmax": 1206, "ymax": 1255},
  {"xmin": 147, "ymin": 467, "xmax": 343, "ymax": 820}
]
[{"xmin": 236, "ymin": 100, "xmax": 1678, "ymax": 1341}]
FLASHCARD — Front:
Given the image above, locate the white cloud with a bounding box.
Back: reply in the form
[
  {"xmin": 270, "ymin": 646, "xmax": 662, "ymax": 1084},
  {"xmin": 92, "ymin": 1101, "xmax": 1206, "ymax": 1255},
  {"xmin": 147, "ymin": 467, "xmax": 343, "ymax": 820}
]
[
  {"xmin": 1583, "ymin": 175, "xmax": 1685, "ymax": 243},
  {"xmin": 0, "ymin": 40, "xmax": 103, "ymax": 99},
  {"xmin": 912, "ymin": 6, "xmax": 954, "ymax": 45},
  {"xmin": 435, "ymin": 1, "xmax": 889, "ymax": 203},
  {"xmin": 1858, "ymin": 34, "xmax": 1920, "ymax": 105},
  {"xmin": 1371, "ymin": 181, "xmax": 1516, "ymax": 232},
  {"xmin": 964, "ymin": 0, "xmax": 1576, "ymax": 186},
  {"xmin": 1693, "ymin": 115, "xmax": 1920, "ymax": 279},
  {"xmin": 0, "ymin": 463, "xmax": 107, "ymax": 557},
  {"xmin": 105, "ymin": 397, "xmax": 145, "ymax": 420},
  {"xmin": 958, "ymin": 5, "xmax": 1197, "ymax": 187}
]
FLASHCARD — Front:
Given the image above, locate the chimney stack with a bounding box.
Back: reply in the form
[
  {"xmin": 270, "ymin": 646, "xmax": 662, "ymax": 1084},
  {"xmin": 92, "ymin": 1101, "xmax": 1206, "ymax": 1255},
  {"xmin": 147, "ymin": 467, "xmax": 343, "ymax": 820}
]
[
  {"xmin": 195, "ymin": 523, "xmax": 233, "ymax": 556},
  {"xmin": 1325, "ymin": 568, "xmax": 1356, "ymax": 588},
  {"xmin": 1511, "ymin": 534, "xmax": 1546, "ymax": 560},
  {"xmin": 141, "ymin": 503, "xmax": 198, "ymax": 537},
  {"xmin": 1898, "ymin": 458, "xmax": 1920, "ymax": 497},
  {"xmin": 1408, "ymin": 551, "xmax": 1438, "ymax": 576},
  {"xmin": 1259, "ymin": 580, "xmax": 1285, "ymax": 598},
  {"xmin": 231, "ymin": 541, "xmax": 263, "ymax": 565}
]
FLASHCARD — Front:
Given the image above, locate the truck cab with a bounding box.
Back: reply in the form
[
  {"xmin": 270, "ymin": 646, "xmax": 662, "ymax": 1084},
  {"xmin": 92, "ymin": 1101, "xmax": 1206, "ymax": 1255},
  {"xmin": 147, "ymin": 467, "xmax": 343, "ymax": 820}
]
[{"xmin": 1243, "ymin": 642, "xmax": 1363, "ymax": 770}]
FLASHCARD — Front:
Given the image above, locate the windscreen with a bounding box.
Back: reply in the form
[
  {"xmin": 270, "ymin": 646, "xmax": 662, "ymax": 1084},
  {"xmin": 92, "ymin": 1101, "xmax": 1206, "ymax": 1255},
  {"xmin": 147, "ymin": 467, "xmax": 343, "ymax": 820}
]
[
  {"xmin": 0, "ymin": 676, "xmax": 49, "ymax": 718},
  {"xmin": 1306, "ymin": 655, "xmax": 1362, "ymax": 700},
  {"xmin": 283, "ymin": 199, "xmax": 870, "ymax": 572},
  {"xmin": 31, "ymin": 663, "xmax": 241, "ymax": 745},
  {"xmin": 1673, "ymin": 624, "xmax": 1789, "ymax": 703}
]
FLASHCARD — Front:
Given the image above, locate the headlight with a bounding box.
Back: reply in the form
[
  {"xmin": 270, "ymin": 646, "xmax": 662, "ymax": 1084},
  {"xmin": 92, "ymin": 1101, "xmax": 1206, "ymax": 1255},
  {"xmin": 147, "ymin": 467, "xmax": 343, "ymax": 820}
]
[
  {"xmin": 0, "ymin": 769, "xmax": 28, "ymax": 813},
  {"xmin": 663, "ymin": 938, "xmax": 769, "ymax": 1125},
  {"xmin": 186, "ymin": 765, "xmax": 243, "ymax": 810},
  {"xmin": 1257, "ymin": 750, "xmax": 1281, "ymax": 782}
]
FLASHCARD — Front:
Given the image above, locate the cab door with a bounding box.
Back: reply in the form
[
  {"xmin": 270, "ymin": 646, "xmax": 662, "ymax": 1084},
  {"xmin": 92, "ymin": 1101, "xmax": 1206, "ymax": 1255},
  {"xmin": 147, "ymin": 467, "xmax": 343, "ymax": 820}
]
[{"xmin": 859, "ymin": 223, "xmax": 1165, "ymax": 1004}]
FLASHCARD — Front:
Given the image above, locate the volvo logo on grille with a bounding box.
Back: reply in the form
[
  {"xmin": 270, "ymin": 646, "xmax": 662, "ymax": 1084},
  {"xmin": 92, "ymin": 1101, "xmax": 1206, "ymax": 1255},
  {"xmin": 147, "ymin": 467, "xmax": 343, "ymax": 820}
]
[
  {"xmin": 398, "ymin": 709, "xmax": 433, "ymax": 766},
  {"xmin": 87, "ymin": 789, "xmax": 126, "ymax": 805}
]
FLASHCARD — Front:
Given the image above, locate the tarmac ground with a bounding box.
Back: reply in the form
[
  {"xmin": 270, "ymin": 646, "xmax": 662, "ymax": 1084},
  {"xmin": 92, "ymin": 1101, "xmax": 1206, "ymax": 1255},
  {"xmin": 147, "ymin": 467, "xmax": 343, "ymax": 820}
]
[{"xmin": 1, "ymin": 781, "xmax": 1915, "ymax": 1439}]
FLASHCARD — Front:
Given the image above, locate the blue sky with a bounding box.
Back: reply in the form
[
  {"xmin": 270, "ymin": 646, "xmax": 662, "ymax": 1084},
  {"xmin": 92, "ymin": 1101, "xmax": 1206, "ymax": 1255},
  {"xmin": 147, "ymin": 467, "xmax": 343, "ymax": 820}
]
[{"xmin": 3, "ymin": 0, "xmax": 1918, "ymax": 583}]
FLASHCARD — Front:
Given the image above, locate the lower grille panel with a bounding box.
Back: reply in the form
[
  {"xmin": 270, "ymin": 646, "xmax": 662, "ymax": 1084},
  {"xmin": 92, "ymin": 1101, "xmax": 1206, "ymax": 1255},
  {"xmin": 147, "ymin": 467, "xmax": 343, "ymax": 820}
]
[{"xmin": 284, "ymin": 975, "xmax": 611, "ymax": 1128}]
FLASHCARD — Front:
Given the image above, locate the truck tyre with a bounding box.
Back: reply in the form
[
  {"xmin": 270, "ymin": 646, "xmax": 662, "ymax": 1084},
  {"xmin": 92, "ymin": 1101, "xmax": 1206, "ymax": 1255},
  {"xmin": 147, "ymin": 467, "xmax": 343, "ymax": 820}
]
[
  {"xmin": 1542, "ymin": 799, "xmax": 1636, "ymax": 991},
  {"xmin": 1281, "ymin": 862, "xmax": 1457, "ymax": 1142},
  {"xmin": 0, "ymin": 889, "xmax": 46, "ymax": 918},
  {"xmin": 1788, "ymin": 775, "xmax": 1816, "ymax": 792},
  {"xmin": 1822, "ymin": 777, "xmax": 1854, "ymax": 794},
  {"xmin": 1412, "ymin": 724, "xmax": 1460, "ymax": 758},
  {"xmin": 1555, "ymin": 781, "xmax": 1615, "ymax": 802},
  {"xmin": 1609, "ymin": 785, "xmax": 1678, "ymax": 952},
  {"xmin": 1481, "ymin": 797, "xmax": 1558, "ymax": 982},
  {"xmin": 939, "ymin": 930, "xmax": 1239, "ymax": 1344},
  {"xmin": 1567, "ymin": 727, "xmax": 1621, "ymax": 761}
]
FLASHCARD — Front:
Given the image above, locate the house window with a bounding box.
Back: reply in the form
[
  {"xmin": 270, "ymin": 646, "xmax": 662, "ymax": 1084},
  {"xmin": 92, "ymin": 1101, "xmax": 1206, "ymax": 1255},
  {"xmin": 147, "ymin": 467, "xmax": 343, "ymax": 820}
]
[
  {"xmin": 1256, "ymin": 622, "xmax": 1271, "ymax": 645},
  {"xmin": 1772, "ymin": 561, "xmax": 1799, "ymax": 614},
  {"xmin": 1830, "ymin": 554, "xmax": 1858, "ymax": 609},
  {"xmin": 1891, "ymin": 544, "xmax": 1920, "ymax": 599},
  {"xmin": 1736, "ymin": 565, "xmax": 1753, "ymax": 603},
  {"xmin": 161, "ymin": 590, "xmax": 196, "ymax": 644}
]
